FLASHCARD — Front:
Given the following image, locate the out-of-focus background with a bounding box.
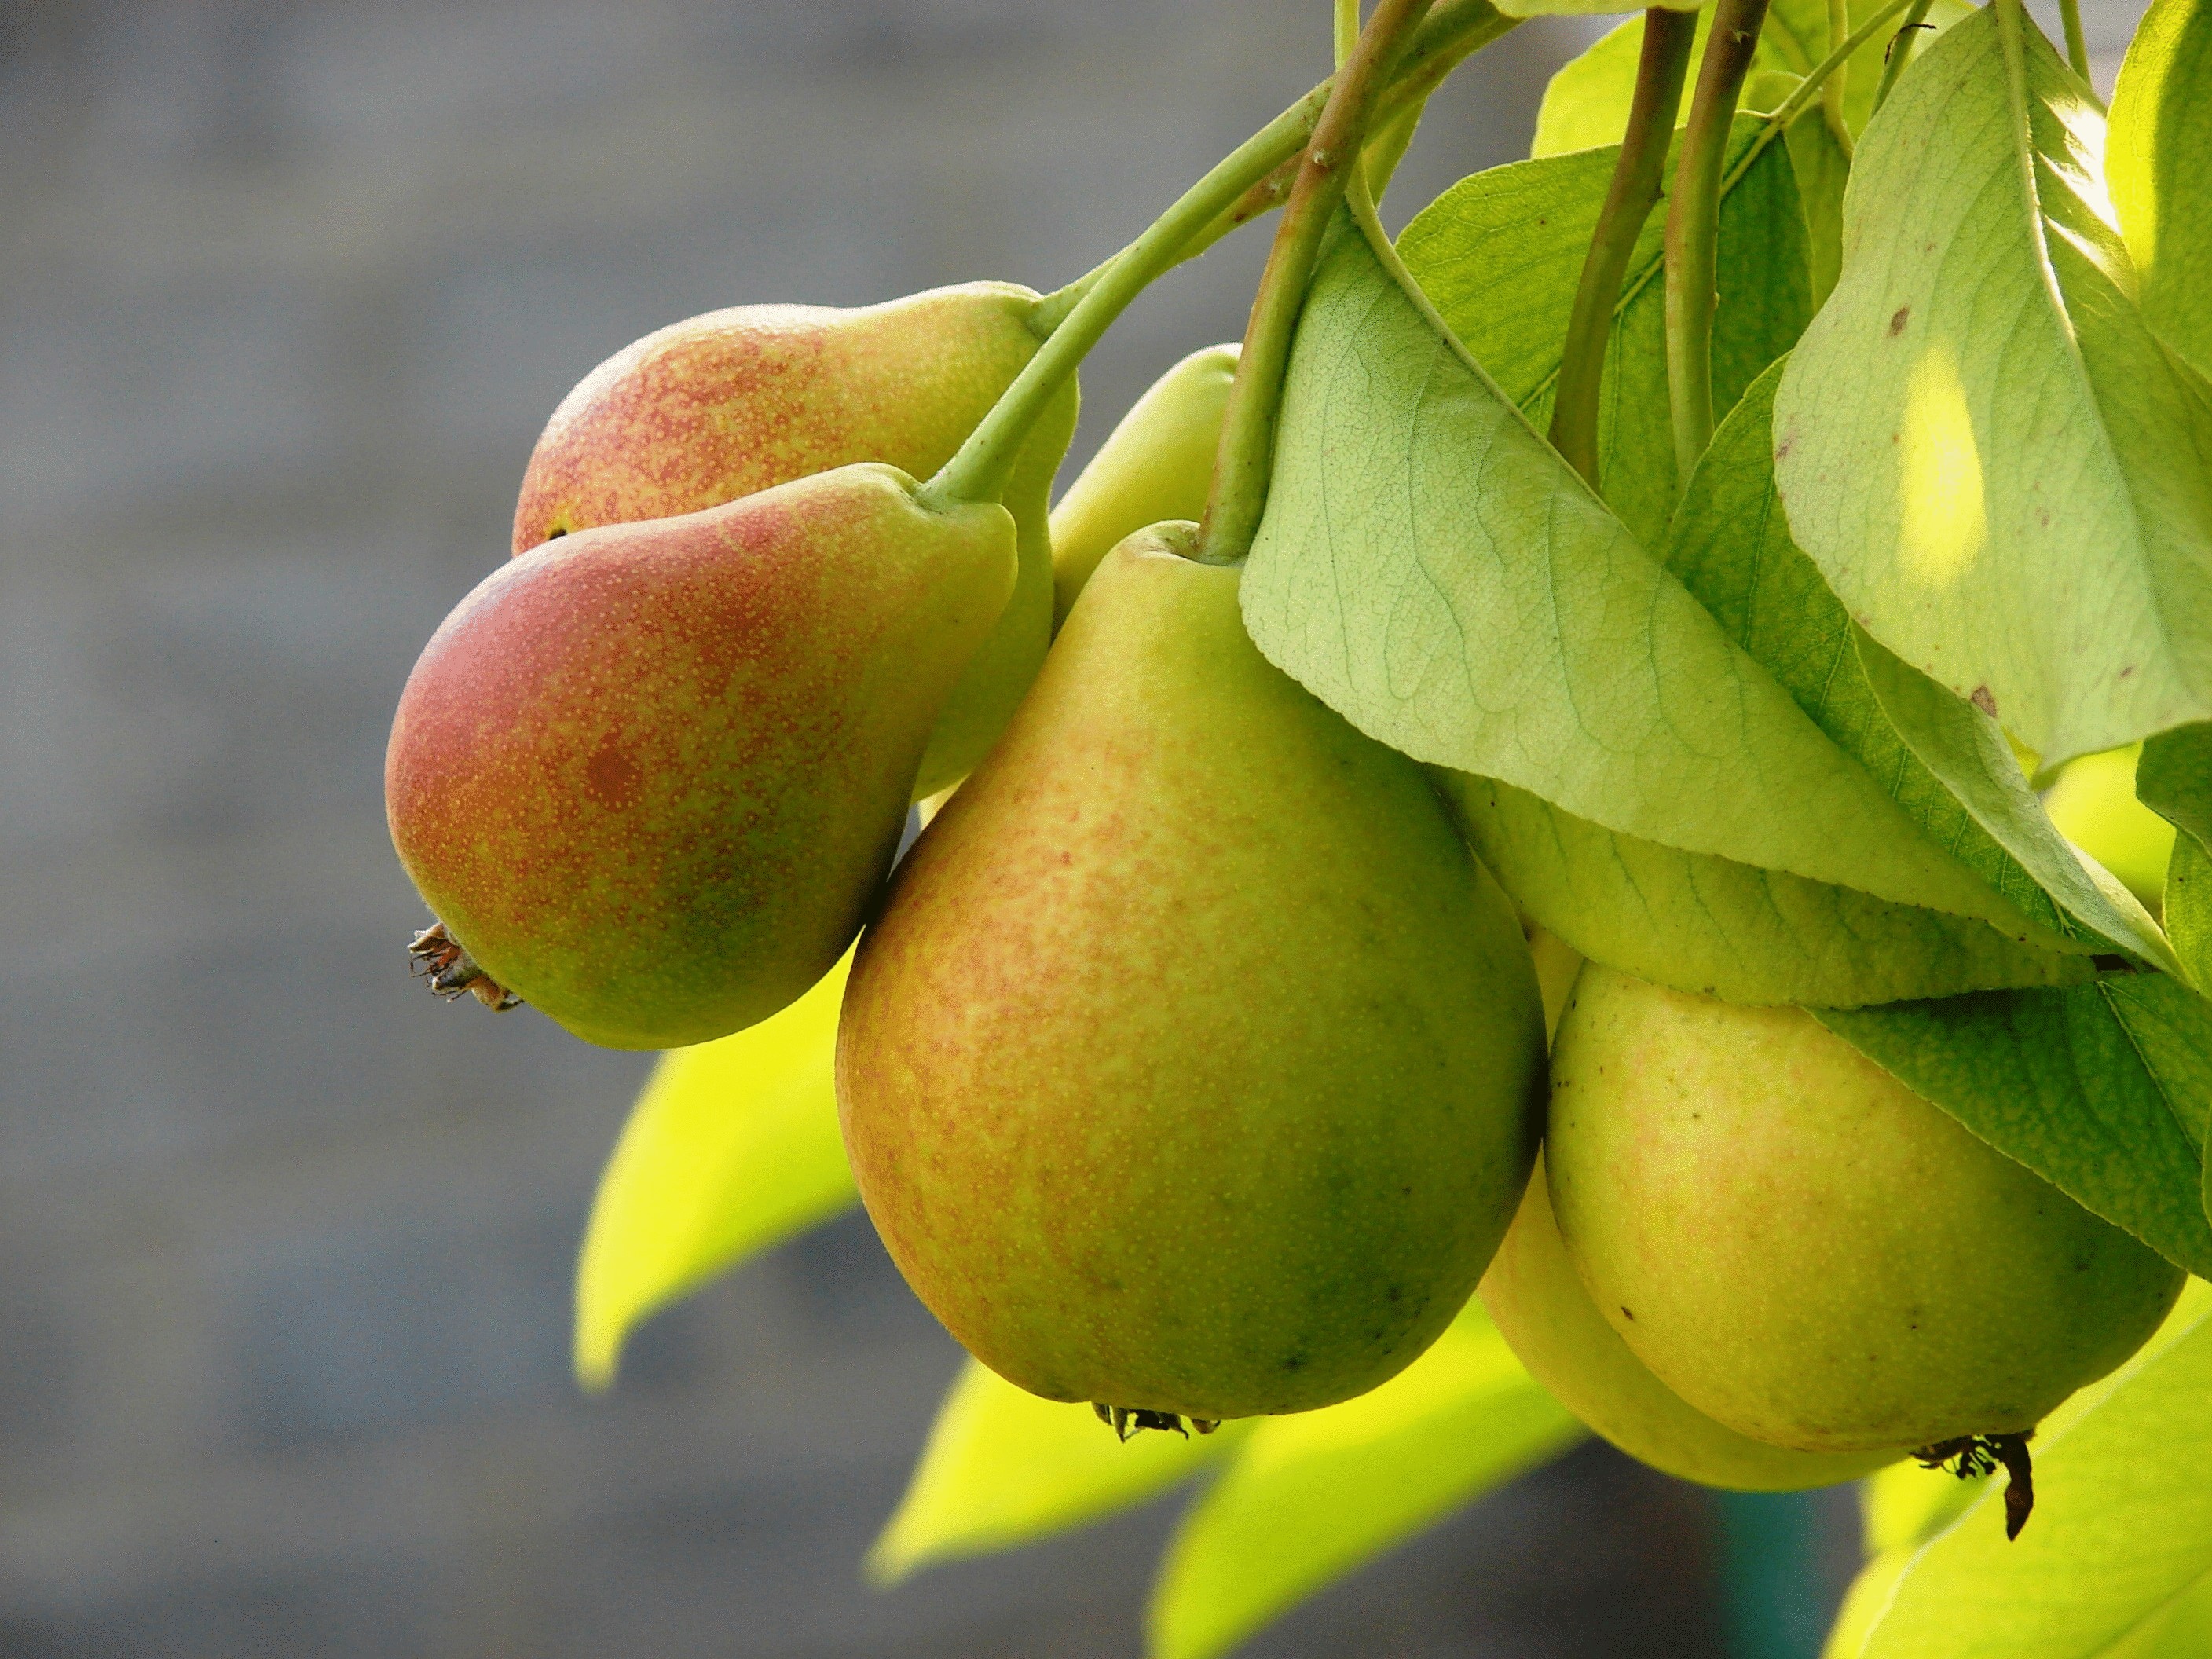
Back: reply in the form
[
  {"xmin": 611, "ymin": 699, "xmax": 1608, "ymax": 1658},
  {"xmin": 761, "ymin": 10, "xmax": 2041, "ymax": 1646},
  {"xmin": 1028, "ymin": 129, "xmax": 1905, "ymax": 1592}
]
[{"xmin": 0, "ymin": 2, "xmax": 2147, "ymax": 1654}]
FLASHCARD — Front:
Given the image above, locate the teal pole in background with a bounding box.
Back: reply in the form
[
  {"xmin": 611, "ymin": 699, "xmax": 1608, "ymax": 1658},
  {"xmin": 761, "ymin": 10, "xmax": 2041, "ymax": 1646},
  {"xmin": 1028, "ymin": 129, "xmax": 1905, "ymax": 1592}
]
[{"xmin": 1713, "ymin": 1490, "xmax": 1847, "ymax": 1659}]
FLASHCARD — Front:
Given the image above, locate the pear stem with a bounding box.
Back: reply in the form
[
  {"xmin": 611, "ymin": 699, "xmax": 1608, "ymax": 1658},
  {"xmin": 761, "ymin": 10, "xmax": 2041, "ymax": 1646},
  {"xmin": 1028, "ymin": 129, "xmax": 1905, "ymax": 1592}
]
[
  {"xmin": 1870, "ymin": 0, "xmax": 1936, "ymax": 114},
  {"xmin": 1195, "ymin": 0, "xmax": 1438, "ymax": 565},
  {"xmin": 2059, "ymin": 0, "xmax": 2093, "ymax": 85},
  {"xmin": 1549, "ymin": 7, "xmax": 1697, "ymax": 491},
  {"xmin": 1664, "ymin": 0, "xmax": 1771, "ymax": 482},
  {"xmin": 1022, "ymin": 2, "xmax": 1515, "ymax": 344}
]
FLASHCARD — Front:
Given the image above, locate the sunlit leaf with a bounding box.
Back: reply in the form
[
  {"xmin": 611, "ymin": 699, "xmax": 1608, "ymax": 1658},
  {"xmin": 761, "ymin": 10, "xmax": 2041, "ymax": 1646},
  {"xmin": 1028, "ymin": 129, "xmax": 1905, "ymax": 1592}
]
[
  {"xmin": 573, "ymin": 954, "xmax": 855, "ymax": 1389},
  {"xmin": 1815, "ymin": 976, "xmax": 2212, "ymax": 1276},
  {"xmin": 1146, "ymin": 1302, "xmax": 1582, "ymax": 1659},
  {"xmin": 1404, "ymin": 119, "xmax": 1810, "ymax": 550},
  {"xmin": 1245, "ymin": 207, "xmax": 2076, "ymax": 949},
  {"xmin": 1862, "ymin": 1459, "xmax": 1990, "ymax": 1555},
  {"xmin": 1494, "ymin": 0, "xmax": 1697, "ymax": 16},
  {"xmin": 1854, "ymin": 1282, "xmax": 2212, "ymax": 1659},
  {"xmin": 2108, "ymin": 0, "xmax": 2212, "ymax": 378},
  {"xmin": 870, "ymin": 1360, "xmax": 1240, "ymax": 1584},
  {"xmin": 2138, "ymin": 724, "xmax": 2212, "ymax": 989},
  {"xmin": 1773, "ymin": 5, "xmax": 2212, "ymax": 768}
]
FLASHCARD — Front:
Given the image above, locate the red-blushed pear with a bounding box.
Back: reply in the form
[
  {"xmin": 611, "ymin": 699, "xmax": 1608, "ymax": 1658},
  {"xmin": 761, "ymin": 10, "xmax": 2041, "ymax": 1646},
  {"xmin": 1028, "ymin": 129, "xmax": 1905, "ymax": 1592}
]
[
  {"xmin": 1481, "ymin": 1152, "xmax": 1895, "ymax": 1491},
  {"xmin": 386, "ymin": 463, "xmax": 1015, "ymax": 1050},
  {"xmin": 1546, "ymin": 964, "xmax": 2183, "ymax": 1461},
  {"xmin": 836, "ymin": 529, "xmax": 1547, "ymax": 1424},
  {"xmin": 1046, "ymin": 343, "xmax": 1236, "ymax": 628},
  {"xmin": 511, "ymin": 284, "xmax": 1079, "ymax": 799}
]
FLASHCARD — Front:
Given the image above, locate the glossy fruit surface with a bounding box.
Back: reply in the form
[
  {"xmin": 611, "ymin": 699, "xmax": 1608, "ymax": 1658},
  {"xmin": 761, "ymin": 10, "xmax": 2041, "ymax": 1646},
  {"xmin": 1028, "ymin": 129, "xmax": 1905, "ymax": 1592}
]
[
  {"xmin": 388, "ymin": 463, "xmax": 1015, "ymax": 1049},
  {"xmin": 1547, "ymin": 964, "xmax": 2184, "ymax": 1452},
  {"xmin": 837, "ymin": 528, "xmax": 1547, "ymax": 1421},
  {"xmin": 1047, "ymin": 342, "xmax": 1236, "ymax": 626},
  {"xmin": 1482, "ymin": 1152, "xmax": 1893, "ymax": 1489},
  {"xmin": 511, "ymin": 284, "xmax": 1077, "ymax": 797}
]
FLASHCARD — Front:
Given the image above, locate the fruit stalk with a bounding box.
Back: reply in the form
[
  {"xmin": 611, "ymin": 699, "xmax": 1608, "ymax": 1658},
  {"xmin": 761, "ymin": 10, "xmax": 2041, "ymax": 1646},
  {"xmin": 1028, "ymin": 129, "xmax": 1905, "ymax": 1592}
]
[
  {"xmin": 1823, "ymin": 0, "xmax": 1855, "ymax": 156},
  {"xmin": 1198, "ymin": 0, "xmax": 1439, "ymax": 564},
  {"xmin": 1549, "ymin": 8, "xmax": 1698, "ymax": 490},
  {"xmin": 1664, "ymin": 0, "xmax": 1773, "ymax": 481},
  {"xmin": 2059, "ymin": 0, "xmax": 2093, "ymax": 84}
]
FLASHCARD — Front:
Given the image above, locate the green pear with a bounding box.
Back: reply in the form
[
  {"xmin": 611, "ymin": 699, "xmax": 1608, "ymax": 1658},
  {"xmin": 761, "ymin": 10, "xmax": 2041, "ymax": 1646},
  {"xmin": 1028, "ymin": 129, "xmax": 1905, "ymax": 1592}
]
[
  {"xmin": 511, "ymin": 284, "xmax": 1078, "ymax": 799},
  {"xmin": 837, "ymin": 528, "xmax": 1547, "ymax": 1422},
  {"xmin": 2044, "ymin": 744, "xmax": 2176, "ymax": 907},
  {"xmin": 1047, "ymin": 343, "xmax": 1236, "ymax": 627},
  {"xmin": 387, "ymin": 463, "xmax": 1015, "ymax": 1050},
  {"xmin": 1481, "ymin": 1152, "xmax": 1894, "ymax": 1490},
  {"xmin": 1546, "ymin": 963, "xmax": 2184, "ymax": 1454}
]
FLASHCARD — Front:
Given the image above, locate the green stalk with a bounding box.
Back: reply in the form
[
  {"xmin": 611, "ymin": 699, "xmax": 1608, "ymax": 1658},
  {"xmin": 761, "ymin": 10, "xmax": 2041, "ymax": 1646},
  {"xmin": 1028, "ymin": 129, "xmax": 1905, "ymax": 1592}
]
[
  {"xmin": 1870, "ymin": 0, "xmax": 1936, "ymax": 115},
  {"xmin": 1197, "ymin": 0, "xmax": 1439, "ymax": 562},
  {"xmin": 1549, "ymin": 8, "xmax": 1697, "ymax": 489},
  {"xmin": 1823, "ymin": 0, "xmax": 1856, "ymax": 156},
  {"xmin": 2060, "ymin": 0, "xmax": 2093, "ymax": 84},
  {"xmin": 1029, "ymin": 0, "xmax": 1516, "ymax": 338},
  {"xmin": 1664, "ymin": 0, "xmax": 1773, "ymax": 480}
]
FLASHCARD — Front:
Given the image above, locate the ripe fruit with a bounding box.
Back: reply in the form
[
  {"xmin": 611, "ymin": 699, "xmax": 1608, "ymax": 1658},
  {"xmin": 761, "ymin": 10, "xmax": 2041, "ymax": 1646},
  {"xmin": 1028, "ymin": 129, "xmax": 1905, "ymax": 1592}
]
[
  {"xmin": 511, "ymin": 284, "xmax": 1079, "ymax": 798},
  {"xmin": 386, "ymin": 463, "xmax": 1016, "ymax": 1050},
  {"xmin": 1047, "ymin": 343, "xmax": 1237, "ymax": 626},
  {"xmin": 837, "ymin": 528, "xmax": 1547, "ymax": 1423},
  {"xmin": 1546, "ymin": 964, "xmax": 2184, "ymax": 1455},
  {"xmin": 1481, "ymin": 1153, "xmax": 1894, "ymax": 1490}
]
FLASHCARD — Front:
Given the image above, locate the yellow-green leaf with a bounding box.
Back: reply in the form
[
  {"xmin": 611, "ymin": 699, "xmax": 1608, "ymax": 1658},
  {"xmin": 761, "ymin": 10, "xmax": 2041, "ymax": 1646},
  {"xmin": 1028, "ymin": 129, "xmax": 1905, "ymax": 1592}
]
[
  {"xmin": 573, "ymin": 953, "xmax": 856, "ymax": 1390},
  {"xmin": 1146, "ymin": 1302, "xmax": 1583, "ymax": 1659},
  {"xmin": 870, "ymin": 1361, "xmax": 1241, "ymax": 1584},
  {"xmin": 2108, "ymin": 0, "xmax": 2212, "ymax": 378}
]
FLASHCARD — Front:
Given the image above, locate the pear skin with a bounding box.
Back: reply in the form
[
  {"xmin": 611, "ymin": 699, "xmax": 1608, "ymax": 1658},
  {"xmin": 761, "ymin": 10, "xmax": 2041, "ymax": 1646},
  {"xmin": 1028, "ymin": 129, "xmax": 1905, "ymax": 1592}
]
[
  {"xmin": 511, "ymin": 284, "xmax": 1078, "ymax": 797},
  {"xmin": 837, "ymin": 528, "xmax": 1547, "ymax": 1422},
  {"xmin": 388, "ymin": 463, "xmax": 1015, "ymax": 1050},
  {"xmin": 1047, "ymin": 343, "xmax": 1236, "ymax": 628},
  {"xmin": 1482, "ymin": 1153, "xmax": 1893, "ymax": 1490},
  {"xmin": 1546, "ymin": 963, "xmax": 2184, "ymax": 1453}
]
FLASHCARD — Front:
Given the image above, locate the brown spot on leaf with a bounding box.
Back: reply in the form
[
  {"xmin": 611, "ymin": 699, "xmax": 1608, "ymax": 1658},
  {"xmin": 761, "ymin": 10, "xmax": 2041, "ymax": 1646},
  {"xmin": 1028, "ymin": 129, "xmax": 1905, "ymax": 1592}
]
[
  {"xmin": 1970, "ymin": 685, "xmax": 1998, "ymax": 717},
  {"xmin": 1889, "ymin": 306, "xmax": 1910, "ymax": 336}
]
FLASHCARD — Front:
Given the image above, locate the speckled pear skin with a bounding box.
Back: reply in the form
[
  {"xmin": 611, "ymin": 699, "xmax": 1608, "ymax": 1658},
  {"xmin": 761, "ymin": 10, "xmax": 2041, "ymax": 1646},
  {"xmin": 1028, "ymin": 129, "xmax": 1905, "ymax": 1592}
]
[
  {"xmin": 1546, "ymin": 964, "xmax": 2184, "ymax": 1454},
  {"xmin": 1046, "ymin": 342, "xmax": 1236, "ymax": 628},
  {"xmin": 511, "ymin": 283, "xmax": 1078, "ymax": 799},
  {"xmin": 837, "ymin": 529, "xmax": 1547, "ymax": 1421},
  {"xmin": 1481, "ymin": 1153, "xmax": 1893, "ymax": 1490},
  {"xmin": 387, "ymin": 463, "xmax": 1016, "ymax": 1051}
]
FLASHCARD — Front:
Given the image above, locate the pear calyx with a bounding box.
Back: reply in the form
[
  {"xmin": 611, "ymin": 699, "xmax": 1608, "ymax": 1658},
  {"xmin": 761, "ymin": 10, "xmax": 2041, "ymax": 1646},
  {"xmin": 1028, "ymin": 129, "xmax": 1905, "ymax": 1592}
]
[
  {"xmin": 407, "ymin": 922, "xmax": 522, "ymax": 1011},
  {"xmin": 1091, "ymin": 1404, "xmax": 1221, "ymax": 1441},
  {"xmin": 1914, "ymin": 1430, "xmax": 2036, "ymax": 1540}
]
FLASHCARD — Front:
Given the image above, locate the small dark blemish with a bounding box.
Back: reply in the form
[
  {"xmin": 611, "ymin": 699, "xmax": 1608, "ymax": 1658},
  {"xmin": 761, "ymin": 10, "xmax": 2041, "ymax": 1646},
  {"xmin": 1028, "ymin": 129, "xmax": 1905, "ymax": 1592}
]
[
  {"xmin": 1889, "ymin": 306, "xmax": 1910, "ymax": 336},
  {"xmin": 1621, "ymin": 1306, "xmax": 1635, "ymax": 1321},
  {"xmin": 1970, "ymin": 686, "xmax": 1998, "ymax": 717}
]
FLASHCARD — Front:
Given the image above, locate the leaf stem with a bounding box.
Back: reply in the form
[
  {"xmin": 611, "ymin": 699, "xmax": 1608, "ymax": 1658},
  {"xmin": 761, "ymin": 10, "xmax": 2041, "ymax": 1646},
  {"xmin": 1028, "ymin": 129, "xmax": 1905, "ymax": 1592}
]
[
  {"xmin": 1196, "ymin": 0, "xmax": 1438, "ymax": 563},
  {"xmin": 2059, "ymin": 0, "xmax": 2093, "ymax": 85},
  {"xmin": 1550, "ymin": 8, "xmax": 1697, "ymax": 489},
  {"xmin": 1664, "ymin": 0, "xmax": 1773, "ymax": 480},
  {"xmin": 1027, "ymin": 0, "xmax": 1516, "ymax": 339},
  {"xmin": 1823, "ymin": 0, "xmax": 1856, "ymax": 156},
  {"xmin": 1870, "ymin": 0, "xmax": 1936, "ymax": 115}
]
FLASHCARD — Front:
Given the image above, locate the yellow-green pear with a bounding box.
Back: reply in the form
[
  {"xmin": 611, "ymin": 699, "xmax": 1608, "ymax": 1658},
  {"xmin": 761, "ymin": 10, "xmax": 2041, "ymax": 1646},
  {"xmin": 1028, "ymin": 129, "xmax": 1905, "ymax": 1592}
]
[
  {"xmin": 511, "ymin": 284, "xmax": 1077, "ymax": 799},
  {"xmin": 1547, "ymin": 964, "xmax": 2183, "ymax": 1455},
  {"xmin": 387, "ymin": 463, "xmax": 1015, "ymax": 1049},
  {"xmin": 2045, "ymin": 743, "xmax": 2176, "ymax": 907},
  {"xmin": 837, "ymin": 527, "xmax": 1547, "ymax": 1423},
  {"xmin": 1481, "ymin": 1153, "xmax": 1894, "ymax": 1489},
  {"xmin": 1047, "ymin": 344, "xmax": 1236, "ymax": 627}
]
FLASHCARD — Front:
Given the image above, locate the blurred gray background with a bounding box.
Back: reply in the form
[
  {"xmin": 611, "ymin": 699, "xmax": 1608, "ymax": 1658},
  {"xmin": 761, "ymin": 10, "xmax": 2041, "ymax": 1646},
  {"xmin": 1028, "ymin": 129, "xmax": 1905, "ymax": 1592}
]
[{"xmin": 0, "ymin": 1, "xmax": 2142, "ymax": 1654}]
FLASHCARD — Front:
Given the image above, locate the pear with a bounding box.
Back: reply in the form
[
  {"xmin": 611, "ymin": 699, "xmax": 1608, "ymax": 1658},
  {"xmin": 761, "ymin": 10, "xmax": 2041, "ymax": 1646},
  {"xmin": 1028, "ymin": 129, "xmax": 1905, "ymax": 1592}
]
[
  {"xmin": 511, "ymin": 284, "xmax": 1078, "ymax": 798},
  {"xmin": 1047, "ymin": 343, "xmax": 1237, "ymax": 627},
  {"xmin": 837, "ymin": 528, "xmax": 1547, "ymax": 1422},
  {"xmin": 1481, "ymin": 1152, "xmax": 1894, "ymax": 1490},
  {"xmin": 1546, "ymin": 963, "xmax": 2184, "ymax": 1455},
  {"xmin": 387, "ymin": 463, "xmax": 1015, "ymax": 1050}
]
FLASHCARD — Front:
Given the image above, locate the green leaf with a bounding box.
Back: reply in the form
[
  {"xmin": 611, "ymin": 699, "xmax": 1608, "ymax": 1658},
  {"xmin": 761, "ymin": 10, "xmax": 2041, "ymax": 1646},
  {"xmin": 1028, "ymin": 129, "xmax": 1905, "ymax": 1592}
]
[
  {"xmin": 573, "ymin": 952, "xmax": 856, "ymax": 1389},
  {"xmin": 2141, "ymin": 724, "xmax": 2212, "ymax": 989},
  {"xmin": 1530, "ymin": 0, "xmax": 1971, "ymax": 161},
  {"xmin": 1403, "ymin": 118, "xmax": 1811, "ymax": 550},
  {"xmin": 1861, "ymin": 1460, "xmax": 1990, "ymax": 1555},
  {"xmin": 2090, "ymin": 1569, "xmax": 2212, "ymax": 1658},
  {"xmin": 1773, "ymin": 5, "xmax": 2212, "ymax": 768},
  {"xmin": 1781, "ymin": 97, "xmax": 1851, "ymax": 308},
  {"xmin": 870, "ymin": 1361, "xmax": 1240, "ymax": 1584},
  {"xmin": 1494, "ymin": 0, "xmax": 1697, "ymax": 17},
  {"xmin": 1445, "ymin": 774, "xmax": 2089, "ymax": 1005},
  {"xmin": 1815, "ymin": 978, "xmax": 2212, "ymax": 1276},
  {"xmin": 2109, "ymin": 0, "xmax": 2212, "ymax": 379},
  {"xmin": 1855, "ymin": 1282, "xmax": 2212, "ymax": 1659},
  {"xmin": 1147, "ymin": 1302, "xmax": 1582, "ymax": 1659},
  {"xmin": 1668, "ymin": 360, "xmax": 2170, "ymax": 970},
  {"xmin": 1245, "ymin": 207, "xmax": 2067, "ymax": 941}
]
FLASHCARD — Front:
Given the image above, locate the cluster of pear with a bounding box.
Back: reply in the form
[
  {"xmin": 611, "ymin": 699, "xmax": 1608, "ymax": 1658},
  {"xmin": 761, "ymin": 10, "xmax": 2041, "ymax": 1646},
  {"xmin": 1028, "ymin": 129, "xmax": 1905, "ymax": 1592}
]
[{"xmin": 384, "ymin": 285, "xmax": 2180, "ymax": 1502}]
